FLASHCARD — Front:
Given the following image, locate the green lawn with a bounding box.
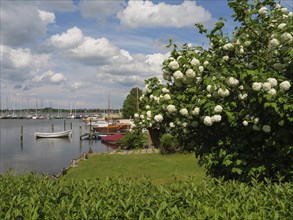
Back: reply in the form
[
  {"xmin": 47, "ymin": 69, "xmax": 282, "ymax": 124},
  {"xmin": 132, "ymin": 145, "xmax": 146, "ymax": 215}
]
[{"xmin": 61, "ymin": 153, "xmax": 205, "ymax": 185}]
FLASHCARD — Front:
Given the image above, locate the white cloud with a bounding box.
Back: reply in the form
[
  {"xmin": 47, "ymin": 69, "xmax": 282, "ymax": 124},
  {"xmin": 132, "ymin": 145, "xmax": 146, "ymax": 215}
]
[
  {"xmin": 38, "ymin": 10, "xmax": 55, "ymax": 23},
  {"xmin": 69, "ymin": 36, "xmax": 119, "ymax": 62},
  {"xmin": 37, "ymin": 0, "xmax": 77, "ymax": 12},
  {"xmin": 79, "ymin": 0, "xmax": 124, "ymax": 20},
  {"xmin": 50, "ymin": 27, "xmax": 84, "ymax": 49},
  {"xmin": 1, "ymin": 45, "xmax": 51, "ymax": 81},
  {"xmin": 1, "ymin": 1, "xmax": 55, "ymax": 46},
  {"xmin": 32, "ymin": 70, "xmax": 67, "ymax": 85},
  {"xmin": 117, "ymin": 0, "xmax": 212, "ymax": 28}
]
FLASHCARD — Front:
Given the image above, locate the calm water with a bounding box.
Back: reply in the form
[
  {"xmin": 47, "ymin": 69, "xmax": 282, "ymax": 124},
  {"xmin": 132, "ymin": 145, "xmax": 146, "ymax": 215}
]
[{"xmin": 0, "ymin": 119, "xmax": 114, "ymax": 175}]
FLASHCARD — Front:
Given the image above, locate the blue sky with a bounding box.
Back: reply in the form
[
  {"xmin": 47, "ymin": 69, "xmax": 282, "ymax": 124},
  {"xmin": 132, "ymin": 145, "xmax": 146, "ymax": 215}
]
[{"xmin": 1, "ymin": 0, "xmax": 291, "ymax": 110}]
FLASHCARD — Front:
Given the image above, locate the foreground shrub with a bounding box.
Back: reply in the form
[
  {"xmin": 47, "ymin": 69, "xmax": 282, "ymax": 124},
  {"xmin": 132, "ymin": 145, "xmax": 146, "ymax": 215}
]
[
  {"xmin": 0, "ymin": 173, "xmax": 292, "ymax": 219},
  {"xmin": 159, "ymin": 133, "xmax": 180, "ymax": 154},
  {"xmin": 118, "ymin": 131, "xmax": 147, "ymax": 149}
]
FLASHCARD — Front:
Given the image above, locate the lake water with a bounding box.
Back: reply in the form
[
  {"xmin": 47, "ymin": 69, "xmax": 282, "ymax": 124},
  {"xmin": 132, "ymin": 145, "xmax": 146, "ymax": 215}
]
[{"xmin": 0, "ymin": 119, "xmax": 115, "ymax": 175}]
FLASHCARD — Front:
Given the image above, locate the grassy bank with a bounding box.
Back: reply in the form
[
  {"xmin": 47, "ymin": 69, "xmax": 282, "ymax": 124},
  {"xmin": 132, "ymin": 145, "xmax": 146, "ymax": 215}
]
[{"xmin": 62, "ymin": 153, "xmax": 205, "ymax": 185}]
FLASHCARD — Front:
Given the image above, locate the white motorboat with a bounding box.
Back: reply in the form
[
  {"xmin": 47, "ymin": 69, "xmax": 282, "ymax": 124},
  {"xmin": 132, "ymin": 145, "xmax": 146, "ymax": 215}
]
[{"xmin": 35, "ymin": 129, "xmax": 72, "ymax": 138}]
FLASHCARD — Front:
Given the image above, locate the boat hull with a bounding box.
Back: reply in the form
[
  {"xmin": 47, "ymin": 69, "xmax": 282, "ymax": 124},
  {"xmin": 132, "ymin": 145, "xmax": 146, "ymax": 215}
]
[{"xmin": 35, "ymin": 130, "xmax": 72, "ymax": 138}]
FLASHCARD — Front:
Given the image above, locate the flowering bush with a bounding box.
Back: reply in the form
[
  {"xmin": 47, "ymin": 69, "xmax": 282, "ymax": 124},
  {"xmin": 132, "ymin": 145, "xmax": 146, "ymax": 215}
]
[{"xmin": 135, "ymin": 0, "xmax": 292, "ymax": 182}]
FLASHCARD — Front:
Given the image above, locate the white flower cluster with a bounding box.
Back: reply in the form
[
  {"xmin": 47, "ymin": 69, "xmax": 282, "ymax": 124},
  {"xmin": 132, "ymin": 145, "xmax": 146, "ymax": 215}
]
[
  {"xmin": 168, "ymin": 60, "xmax": 179, "ymax": 70},
  {"xmin": 203, "ymin": 114, "xmax": 222, "ymax": 126},
  {"xmin": 258, "ymin": 7, "xmax": 267, "ymax": 15},
  {"xmin": 163, "ymin": 94, "xmax": 171, "ymax": 101},
  {"xmin": 162, "ymin": 88, "xmax": 170, "ymax": 93},
  {"xmin": 280, "ymin": 81, "xmax": 291, "ymax": 91},
  {"xmin": 154, "ymin": 114, "xmax": 163, "ymax": 123},
  {"xmin": 223, "ymin": 43, "xmax": 234, "ymax": 50},
  {"xmin": 252, "ymin": 79, "xmax": 290, "ymax": 94},
  {"xmin": 190, "ymin": 58, "xmax": 200, "ymax": 66},
  {"xmin": 173, "ymin": 70, "xmax": 184, "ymax": 80},
  {"xmin": 227, "ymin": 77, "xmax": 239, "ymax": 87},
  {"xmin": 214, "ymin": 105, "xmax": 223, "ymax": 113},
  {"xmin": 218, "ymin": 88, "xmax": 230, "ymax": 97},
  {"xmin": 167, "ymin": 104, "xmax": 177, "ymax": 113},
  {"xmin": 179, "ymin": 108, "xmax": 189, "ymax": 116},
  {"xmin": 192, "ymin": 107, "xmax": 200, "ymax": 116}
]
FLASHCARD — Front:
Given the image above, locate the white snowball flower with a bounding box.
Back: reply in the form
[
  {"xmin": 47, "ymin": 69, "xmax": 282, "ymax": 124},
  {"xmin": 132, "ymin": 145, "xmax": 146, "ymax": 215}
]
[
  {"xmin": 186, "ymin": 69, "xmax": 196, "ymax": 78},
  {"xmin": 169, "ymin": 122, "xmax": 175, "ymax": 128},
  {"xmin": 204, "ymin": 61, "xmax": 209, "ymax": 66},
  {"xmin": 280, "ymin": 81, "xmax": 291, "ymax": 91},
  {"xmin": 140, "ymin": 115, "xmax": 144, "ymax": 119},
  {"xmin": 168, "ymin": 60, "xmax": 179, "ymax": 70},
  {"xmin": 180, "ymin": 108, "xmax": 189, "ymax": 116},
  {"xmin": 267, "ymin": 78, "xmax": 278, "ymax": 87},
  {"xmin": 187, "ymin": 43, "xmax": 192, "ymax": 48},
  {"xmin": 223, "ymin": 43, "xmax": 234, "ymax": 50},
  {"xmin": 227, "ymin": 77, "xmax": 239, "ymax": 86},
  {"xmin": 289, "ymin": 12, "xmax": 293, "ymax": 17},
  {"xmin": 278, "ymin": 23, "xmax": 286, "ymax": 29},
  {"xmin": 270, "ymin": 38, "xmax": 280, "ymax": 47},
  {"xmin": 262, "ymin": 82, "xmax": 272, "ymax": 92},
  {"xmin": 218, "ymin": 88, "xmax": 230, "ymax": 97},
  {"xmin": 206, "ymin": 85, "xmax": 212, "ymax": 93},
  {"xmin": 154, "ymin": 114, "xmax": 163, "ymax": 123},
  {"xmin": 164, "ymin": 94, "xmax": 171, "ymax": 101},
  {"xmin": 254, "ymin": 117, "xmax": 260, "ymax": 124},
  {"xmin": 150, "ymin": 94, "xmax": 154, "ymax": 99},
  {"xmin": 252, "ymin": 82, "xmax": 262, "ymax": 91},
  {"xmin": 281, "ymin": 7, "xmax": 288, "ymax": 13},
  {"xmin": 192, "ymin": 107, "xmax": 200, "ymax": 116},
  {"xmin": 262, "ymin": 125, "xmax": 271, "ymax": 133},
  {"xmin": 268, "ymin": 88, "xmax": 276, "ymax": 96},
  {"xmin": 173, "ymin": 70, "xmax": 184, "ymax": 80},
  {"xmin": 182, "ymin": 122, "xmax": 188, "ymax": 127},
  {"xmin": 162, "ymin": 88, "xmax": 170, "ymax": 93},
  {"xmin": 167, "ymin": 104, "xmax": 176, "ymax": 113},
  {"xmin": 238, "ymin": 93, "xmax": 248, "ymax": 100},
  {"xmin": 146, "ymin": 105, "xmax": 150, "ymax": 109},
  {"xmin": 244, "ymin": 41, "xmax": 251, "ymax": 46},
  {"xmin": 214, "ymin": 105, "xmax": 223, "ymax": 113},
  {"xmin": 242, "ymin": 120, "xmax": 248, "ymax": 126},
  {"xmin": 134, "ymin": 113, "xmax": 139, "ymax": 118},
  {"xmin": 211, "ymin": 115, "xmax": 222, "ymax": 123},
  {"xmin": 258, "ymin": 6, "xmax": 267, "ymax": 15},
  {"xmin": 238, "ymin": 85, "xmax": 244, "ymax": 90},
  {"xmin": 281, "ymin": 33, "xmax": 293, "ymax": 42},
  {"xmin": 222, "ymin": 55, "xmax": 229, "ymax": 61},
  {"xmin": 199, "ymin": 66, "xmax": 204, "ymax": 72},
  {"xmin": 190, "ymin": 58, "xmax": 200, "ymax": 66},
  {"xmin": 203, "ymin": 116, "xmax": 213, "ymax": 126},
  {"xmin": 146, "ymin": 111, "xmax": 152, "ymax": 118}
]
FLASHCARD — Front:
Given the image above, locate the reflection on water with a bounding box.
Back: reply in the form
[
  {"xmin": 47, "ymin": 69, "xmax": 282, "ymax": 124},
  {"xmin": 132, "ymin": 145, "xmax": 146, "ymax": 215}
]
[{"xmin": 0, "ymin": 119, "xmax": 115, "ymax": 175}]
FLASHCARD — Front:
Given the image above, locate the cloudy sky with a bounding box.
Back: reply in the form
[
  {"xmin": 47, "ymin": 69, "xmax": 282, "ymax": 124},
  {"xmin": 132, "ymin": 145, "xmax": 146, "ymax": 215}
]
[{"xmin": 1, "ymin": 0, "xmax": 291, "ymax": 110}]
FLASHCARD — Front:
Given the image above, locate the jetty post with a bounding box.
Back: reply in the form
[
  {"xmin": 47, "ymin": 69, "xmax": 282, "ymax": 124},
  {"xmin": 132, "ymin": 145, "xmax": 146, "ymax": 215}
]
[
  {"xmin": 70, "ymin": 122, "xmax": 72, "ymax": 130},
  {"xmin": 79, "ymin": 126, "xmax": 82, "ymax": 138},
  {"xmin": 20, "ymin": 125, "xmax": 23, "ymax": 141},
  {"xmin": 51, "ymin": 124, "xmax": 54, "ymax": 132},
  {"xmin": 64, "ymin": 120, "xmax": 66, "ymax": 130}
]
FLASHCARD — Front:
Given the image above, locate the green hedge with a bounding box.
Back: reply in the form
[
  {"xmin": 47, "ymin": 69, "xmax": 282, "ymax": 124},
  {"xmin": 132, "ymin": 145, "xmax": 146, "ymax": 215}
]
[{"xmin": 0, "ymin": 173, "xmax": 292, "ymax": 219}]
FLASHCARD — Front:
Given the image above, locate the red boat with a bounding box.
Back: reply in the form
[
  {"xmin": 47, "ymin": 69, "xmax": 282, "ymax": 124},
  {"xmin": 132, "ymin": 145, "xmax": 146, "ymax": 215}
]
[{"xmin": 101, "ymin": 133, "xmax": 124, "ymax": 145}]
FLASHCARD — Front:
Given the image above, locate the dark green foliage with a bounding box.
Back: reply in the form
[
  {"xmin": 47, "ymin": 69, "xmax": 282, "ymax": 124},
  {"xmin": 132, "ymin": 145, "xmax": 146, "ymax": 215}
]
[
  {"xmin": 122, "ymin": 87, "xmax": 142, "ymax": 118},
  {"xmin": 0, "ymin": 173, "xmax": 292, "ymax": 219},
  {"xmin": 118, "ymin": 131, "xmax": 147, "ymax": 149},
  {"xmin": 159, "ymin": 133, "xmax": 180, "ymax": 154}
]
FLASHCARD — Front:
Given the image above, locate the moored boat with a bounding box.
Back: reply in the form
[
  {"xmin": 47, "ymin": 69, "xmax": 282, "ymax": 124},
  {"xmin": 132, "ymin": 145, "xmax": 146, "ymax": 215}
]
[{"xmin": 35, "ymin": 129, "xmax": 72, "ymax": 138}]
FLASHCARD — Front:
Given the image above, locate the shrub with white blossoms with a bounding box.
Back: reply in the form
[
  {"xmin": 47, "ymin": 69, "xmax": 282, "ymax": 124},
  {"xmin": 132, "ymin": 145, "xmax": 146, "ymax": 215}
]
[{"xmin": 135, "ymin": 0, "xmax": 292, "ymax": 183}]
